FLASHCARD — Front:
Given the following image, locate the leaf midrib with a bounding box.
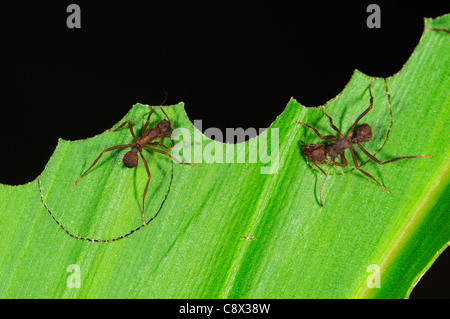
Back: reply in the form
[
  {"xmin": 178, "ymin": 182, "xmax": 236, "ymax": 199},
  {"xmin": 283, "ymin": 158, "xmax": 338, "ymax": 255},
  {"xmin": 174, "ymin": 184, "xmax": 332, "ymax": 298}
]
[{"xmin": 219, "ymin": 103, "xmax": 302, "ymax": 298}]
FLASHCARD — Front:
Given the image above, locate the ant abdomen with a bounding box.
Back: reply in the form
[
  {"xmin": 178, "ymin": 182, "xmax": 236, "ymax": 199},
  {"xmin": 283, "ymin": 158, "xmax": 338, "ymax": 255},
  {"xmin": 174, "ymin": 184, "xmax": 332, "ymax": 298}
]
[
  {"xmin": 354, "ymin": 124, "xmax": 372, "ymax": 143},
  {"xmin": 123, "ymin": 149, "xmax": 139, "ymax": 168}
]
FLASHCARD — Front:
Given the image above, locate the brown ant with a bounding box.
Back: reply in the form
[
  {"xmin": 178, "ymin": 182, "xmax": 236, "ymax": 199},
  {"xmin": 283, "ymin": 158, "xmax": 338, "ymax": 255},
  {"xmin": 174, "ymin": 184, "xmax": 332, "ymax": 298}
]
[
  {"xmin": 297, "ymin": 78, "xmax": 431, "ymax": 206},
  {"xmin": 74, "ymin": 98, "xmax": 198, "ymax": 225}
]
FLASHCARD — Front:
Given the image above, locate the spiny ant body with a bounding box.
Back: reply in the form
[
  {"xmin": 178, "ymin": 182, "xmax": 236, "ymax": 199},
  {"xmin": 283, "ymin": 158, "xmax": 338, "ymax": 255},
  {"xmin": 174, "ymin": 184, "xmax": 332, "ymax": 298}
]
[
  {"xmin": 74, "ymin": 98, "xmax": 197, "ymax": 225},
  {"xmin": 300, "ymin": 123, "xmax": 372, "ymax": 163},
  {"xmin": 297, "ymin": 78, "xmax": 431, "ymax": 206},
  {"xmin": 122, "ymin": 119, "xmax": 173, "ymax": 168}
]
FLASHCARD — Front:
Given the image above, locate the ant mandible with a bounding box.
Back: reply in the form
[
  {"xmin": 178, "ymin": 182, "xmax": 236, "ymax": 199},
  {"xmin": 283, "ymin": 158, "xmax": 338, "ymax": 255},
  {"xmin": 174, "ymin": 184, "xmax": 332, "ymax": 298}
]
[
  {"xmin": 297, "ymin": 78, "xmax": 431, "ymax": 206},
  {"xmin": 74, "ymin": 96, "xmax": 198, "ymax": 225}
]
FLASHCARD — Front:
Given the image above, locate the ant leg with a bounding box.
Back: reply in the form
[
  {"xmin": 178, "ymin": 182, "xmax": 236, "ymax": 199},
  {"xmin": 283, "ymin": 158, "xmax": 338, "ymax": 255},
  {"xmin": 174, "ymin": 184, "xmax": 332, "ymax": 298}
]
[
  {"xmin": 350, "ymin": 148, "xmax": 390, "ymax": 194},
  {"xmin": 310, "ymin": 154, "xmax": 349, "ymax": 206},
  {"xmin": 312, "ymin": 162, "xmax": 327, "ymax": 207},
  {"xmin": 147, "ymin": 141, "xmax": 200, "ymax": 150},
  {"xmin": 107, "ymin": 121, "xmax": 138, "ymax": 140},
  {"xmin": 138, "ymin": 149, "xmax": 151, "ymax": 226},
  {"xmin": 144, "ymin": 146, "xmax": 199, "ymax": 166},
  {"xmin": 74, "ymin": 144, "xmax": 133, "ymax": 186},
  {"xmin": 356, "ymin": 143, "xmax": 431, "ymax": 165},
  {"xmin": 340, "ymin": 152, "xmax": 348, "ymax": 167},
  {"xmin": 147, "ymin": 141, "xmax": 171, "ymax": 149},
  {"xmin": 347, "ymin": 77, "xmax": 375, "ymax": 138},
  {"xmin": 323, "ymin": 153, "xmax": 348, "ymax": 167},
  {"xmin": 141, "ymin": 93, "xmax": 169, "ymax": 134},
  {"xmin": 296, "ymin": 122, "xmax": 337, "ymax": 140},
  {"xmin": 321, "ymin": 106, "xmax": 344, "ymax": 138},
  {"xmin": 323, "ymin": 161, "xmax": 346, "ymax": 167},
  {"xmin": 141, "ymin": 106, "xmax": 155, "ymax": 135}
]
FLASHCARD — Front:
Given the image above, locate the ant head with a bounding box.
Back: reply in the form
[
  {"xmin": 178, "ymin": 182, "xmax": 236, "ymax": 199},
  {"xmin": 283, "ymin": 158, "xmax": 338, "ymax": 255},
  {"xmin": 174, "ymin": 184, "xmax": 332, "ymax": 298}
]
[
  {"xmin": 353, "ymin": 124, "xmax": 373, "ymax": 143},
  {"xmin": 301, "ymin": 143, "xmax": 327, "ymax": 162},
  {"xmin": 158, "ymin": 119, "xmax": 173, "ymax": 136},
  {"xmin": 123, "ymin": 148, "xmax": 139, "ymax": 168}
]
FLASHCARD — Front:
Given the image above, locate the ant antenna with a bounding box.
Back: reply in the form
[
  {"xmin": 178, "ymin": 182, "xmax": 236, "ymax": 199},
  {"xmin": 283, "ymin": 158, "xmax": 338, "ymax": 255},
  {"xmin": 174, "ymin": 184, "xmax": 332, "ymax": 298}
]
[{"xmin": 158, "ymin": 91, "xmax": 171, "ymax": 122}]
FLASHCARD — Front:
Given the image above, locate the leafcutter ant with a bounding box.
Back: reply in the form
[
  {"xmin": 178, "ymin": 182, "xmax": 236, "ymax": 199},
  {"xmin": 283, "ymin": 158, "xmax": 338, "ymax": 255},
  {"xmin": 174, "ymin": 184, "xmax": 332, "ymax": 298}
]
[
  {"xmin": 74, "ymin": 99, "xmax": 198, "ymax": 225},
  {"xmin": 297, "ymin": 78, "xmax": 431, "ymax": 206}
]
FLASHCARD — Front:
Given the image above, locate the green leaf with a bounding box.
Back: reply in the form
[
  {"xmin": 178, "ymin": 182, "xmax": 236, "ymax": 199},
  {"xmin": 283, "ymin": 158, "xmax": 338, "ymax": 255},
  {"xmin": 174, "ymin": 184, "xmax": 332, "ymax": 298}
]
[{"xmin": 0, "ymin": 15, "xmax": 449, "ymax": 298}]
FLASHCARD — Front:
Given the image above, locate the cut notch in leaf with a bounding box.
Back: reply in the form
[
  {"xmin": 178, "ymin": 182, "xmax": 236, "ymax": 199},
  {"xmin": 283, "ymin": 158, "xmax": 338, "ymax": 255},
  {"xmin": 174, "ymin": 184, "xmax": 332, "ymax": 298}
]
[{"xmin": 0, "ymin": 14, "xmax": 448, "ymax": 299}]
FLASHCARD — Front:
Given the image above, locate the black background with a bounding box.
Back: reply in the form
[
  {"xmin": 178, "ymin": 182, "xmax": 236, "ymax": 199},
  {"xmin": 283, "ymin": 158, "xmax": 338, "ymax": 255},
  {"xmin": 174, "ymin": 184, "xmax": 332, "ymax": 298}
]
[{"xmin": 0, "ymin": 1, "xmax": 448, "ymax": 299}]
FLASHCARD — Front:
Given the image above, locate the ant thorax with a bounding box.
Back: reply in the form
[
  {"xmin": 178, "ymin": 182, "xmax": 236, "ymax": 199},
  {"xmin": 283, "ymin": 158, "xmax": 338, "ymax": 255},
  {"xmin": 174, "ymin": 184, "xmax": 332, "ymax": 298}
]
[{"xmin": 326, "ymin": 138, "xmax": 352, "ymax": 160}]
